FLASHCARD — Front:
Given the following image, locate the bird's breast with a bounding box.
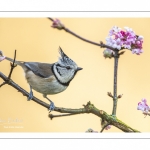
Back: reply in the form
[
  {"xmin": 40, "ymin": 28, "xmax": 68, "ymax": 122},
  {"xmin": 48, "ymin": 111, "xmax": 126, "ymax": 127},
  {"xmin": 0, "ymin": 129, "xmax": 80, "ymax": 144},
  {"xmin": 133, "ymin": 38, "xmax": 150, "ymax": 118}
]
[{"xmin": 25, "ymin": 71, "xmax": 68, "ymax": 95}]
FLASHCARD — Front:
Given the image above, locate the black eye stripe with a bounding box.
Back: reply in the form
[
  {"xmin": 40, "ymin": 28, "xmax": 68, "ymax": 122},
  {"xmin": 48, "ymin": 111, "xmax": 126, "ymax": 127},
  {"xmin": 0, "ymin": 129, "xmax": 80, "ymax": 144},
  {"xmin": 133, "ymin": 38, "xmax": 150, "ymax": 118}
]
[
  {"xmin": 57, "ymin": 64, "xmax": 71, "ymax": 69},
  {"xmin": 56, "ymin": 64, "xmax": 61, "ymax": 67},
  {"xmin": 56, "ymin": 64, "xmax": 66, "ymax": 68}
]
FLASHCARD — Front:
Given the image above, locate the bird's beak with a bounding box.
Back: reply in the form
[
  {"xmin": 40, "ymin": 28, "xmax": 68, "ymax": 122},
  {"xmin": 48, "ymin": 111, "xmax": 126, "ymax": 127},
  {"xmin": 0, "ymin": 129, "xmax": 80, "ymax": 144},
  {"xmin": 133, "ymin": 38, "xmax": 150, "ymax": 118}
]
[{"xmin": 77, "ymin": 67, "xmax": 83, "ymax": 71}]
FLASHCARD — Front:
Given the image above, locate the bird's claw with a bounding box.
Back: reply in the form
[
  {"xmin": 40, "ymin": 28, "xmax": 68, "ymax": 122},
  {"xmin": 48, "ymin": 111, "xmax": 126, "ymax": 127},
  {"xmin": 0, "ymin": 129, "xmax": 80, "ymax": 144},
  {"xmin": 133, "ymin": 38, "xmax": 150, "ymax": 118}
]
[
  {"xmin": 28, "ymin": 90, "xmax": 33, "ymax": 101},
  {"xmin": 49, "ymin": 102, "xmax": 55, "ymax": 111}
]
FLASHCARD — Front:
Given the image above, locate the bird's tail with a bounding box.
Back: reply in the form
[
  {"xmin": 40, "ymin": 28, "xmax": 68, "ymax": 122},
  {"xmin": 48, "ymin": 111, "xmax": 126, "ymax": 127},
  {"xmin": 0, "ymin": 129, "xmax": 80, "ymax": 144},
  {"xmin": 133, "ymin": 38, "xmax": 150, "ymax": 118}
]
[
  {"xmin": 5, "ymin": 57, "xmax": 24, "ymax": 66},
  {"xmin": 0, "ymin": 50, "xmax": 24, "ymax": 67}
]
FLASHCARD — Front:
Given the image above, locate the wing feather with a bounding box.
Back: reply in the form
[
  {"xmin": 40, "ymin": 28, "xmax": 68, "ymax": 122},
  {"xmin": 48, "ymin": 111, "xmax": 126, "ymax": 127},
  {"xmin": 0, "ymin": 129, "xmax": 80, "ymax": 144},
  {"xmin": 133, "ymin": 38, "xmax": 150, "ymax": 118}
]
[{"xmin": 24, "ymin": 62, "xmax": 54, "ymax": 78}]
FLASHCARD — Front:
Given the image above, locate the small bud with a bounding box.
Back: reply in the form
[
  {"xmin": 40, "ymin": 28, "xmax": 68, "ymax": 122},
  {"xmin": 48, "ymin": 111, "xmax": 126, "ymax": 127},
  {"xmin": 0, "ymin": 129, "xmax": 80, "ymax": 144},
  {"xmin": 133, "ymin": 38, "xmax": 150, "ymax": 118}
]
[
  {"xmin": 100, "ymin": 110, "xmax": 103, "ymax": 114},
  {"xmin": 119, "ymin": 51, "xmax": 125, "ymax": 55},
  {"xmin": 51, "ymin": 19, "xmax": 65, "ymax": 30},
  {"xmin": 118, "ymin": 94, "xmax": 123, "ymax": 99},
  {"xmin": 100, "ymin": 41, "xmax": 105, "ymax": 48},
  {"xmin": 103, "ymin": 49, "xmax": 114, "ymax": 59},
  {"xmin": 107, "ymin": 92, "xmax": 113, "ymax": 98},
  {"xmin": 10, "ymin": 62, "xmax": 17, "ymax": 67},
  {"xmin": 138, "ymin": 35, "xmax": 144, "ymax": 40}
]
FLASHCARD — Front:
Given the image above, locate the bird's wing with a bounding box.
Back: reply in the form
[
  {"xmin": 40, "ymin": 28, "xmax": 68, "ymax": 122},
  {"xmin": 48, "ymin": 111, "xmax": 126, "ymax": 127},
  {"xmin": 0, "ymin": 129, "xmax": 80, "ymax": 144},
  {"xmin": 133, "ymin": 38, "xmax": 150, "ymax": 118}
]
[{"xmin": 24, "ymin": 62, "xmax": 54, "ymax": 78}]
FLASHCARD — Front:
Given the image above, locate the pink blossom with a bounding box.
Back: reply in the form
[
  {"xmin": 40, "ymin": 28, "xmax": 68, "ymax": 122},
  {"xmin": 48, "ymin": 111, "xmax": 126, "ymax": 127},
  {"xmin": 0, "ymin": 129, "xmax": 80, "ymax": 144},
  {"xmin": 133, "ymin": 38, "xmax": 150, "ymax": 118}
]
[
  {"xmin": 109, "ymin": 38, "xmax": 122, "ymax": 50},
  {"xmin": 132, "ymin": 49, "xmax": 143, "ymax": 55},
  {"xmin": 133, "ymin": 36, "xmax": 143, "ymax": 49},
  {"xmin": 124, "ymin": 27, "xmax": 133, "ymax": 32},
  {"xmin": 51, "ymin": 19, "xmax": 64, "ymax": 30},
  {"xmin": 109, "ymin": 26, "xmax": 121, "ymax": 36},
  {"xmin": 106, "ymin": 37, "xmax": 115, "ymax": 47},
  {"xmin": 106, "ymin": 37, "xmax": 122, "ymax": 50},
  {"xmin": 123, "ymin": 41, "xmax": 131, "ymax": 49},
  {"xmin": 120, "ymin": 30, "xmax": 126, "ymax": 37},
  {"xmin": 105, "ymin": 125, "xmax": 111, "ymax": 130},
  {"xmin": 137, "ymin": 98, "xmax": 150, "ymax": 112},
  {"xmin": 0, "ymin": 56, "xmax": 5, "ymax": 62},
  {"xmin": 138, "ymin": 35, "xmax": 144, "ymax": 40}
]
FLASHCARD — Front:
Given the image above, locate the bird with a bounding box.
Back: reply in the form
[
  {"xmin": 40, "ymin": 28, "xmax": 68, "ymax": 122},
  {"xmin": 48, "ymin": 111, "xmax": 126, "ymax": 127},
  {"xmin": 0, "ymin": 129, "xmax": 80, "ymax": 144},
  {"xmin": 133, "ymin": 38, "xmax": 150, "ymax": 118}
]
[{"xmin": 0, "ymin": 47, "xmax": 83, "ymax": 111}]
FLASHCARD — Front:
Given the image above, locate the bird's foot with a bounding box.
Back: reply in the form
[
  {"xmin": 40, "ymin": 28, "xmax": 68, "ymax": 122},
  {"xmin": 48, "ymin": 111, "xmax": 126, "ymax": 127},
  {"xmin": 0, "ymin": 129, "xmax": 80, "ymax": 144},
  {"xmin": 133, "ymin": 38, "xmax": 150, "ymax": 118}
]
[
  {"xmin": 28, "ymin": 85, "xmax": 33, "ymax": 101},
  {"xmin": 43, "ymin": 95, "xmax": 55, "ymax": 112},
  {"xmin": 49, "ymin": 102, "xmax": 55, "ymax": 112},
  {"xmin": 111, "ymin": 115, "xmax": 117, "ymax": 121},
  {"xmin": 28, "ymin": 90, "xmax": 33, "ymax": 101}
]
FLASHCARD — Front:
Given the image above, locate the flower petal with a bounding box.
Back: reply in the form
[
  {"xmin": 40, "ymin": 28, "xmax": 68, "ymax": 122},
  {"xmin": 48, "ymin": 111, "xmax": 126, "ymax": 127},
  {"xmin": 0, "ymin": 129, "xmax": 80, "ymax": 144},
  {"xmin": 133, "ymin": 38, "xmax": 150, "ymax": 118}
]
[{"xmin": 0, "ymin": 56, "xmax": 5, "ymax": 62}]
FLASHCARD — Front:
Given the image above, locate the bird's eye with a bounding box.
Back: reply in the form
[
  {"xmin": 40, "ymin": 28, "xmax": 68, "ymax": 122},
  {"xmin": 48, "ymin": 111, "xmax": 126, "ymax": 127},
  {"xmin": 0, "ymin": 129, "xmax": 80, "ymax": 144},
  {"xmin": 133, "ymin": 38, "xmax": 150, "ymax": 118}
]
[{"xmin": 66, "ymin": 66, "xmax": 71, "ymax": 69}]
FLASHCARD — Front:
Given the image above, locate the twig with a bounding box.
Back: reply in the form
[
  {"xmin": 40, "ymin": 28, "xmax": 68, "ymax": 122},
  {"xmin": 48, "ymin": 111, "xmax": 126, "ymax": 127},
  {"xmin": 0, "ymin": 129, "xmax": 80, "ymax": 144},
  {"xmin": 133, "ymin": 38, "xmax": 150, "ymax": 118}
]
[
  {"xmin": 48, "ymin": 17, "xmax": 120, "ymax": 51},
  {"xmin": 112, "ymin": 50, "xmax": 119, "ymax": 116},
  {"xmin": 143, "ymin": 112, "xmax": 150, "ymax": 116},
  {"xmin": 107, "ymin": 92, "xmax": 113, "ymax": 98},
  {"xmin": 65, "ymin": 28, "xmax": 103, "ymax": 47},
  {"xmin": 100, "ymin": 123, "xmax": 110, "ymax": 133},
  {"xmin": 49, "ymin": 113, "xmax": 79, "ymax": 120},
  {"xmin": 48, "ymin": 18, "xmax": 54, "ymax": 22},
  {"xmin": 0, "ymin": 82, "xmax": 7, "ymax": 87},
  {"xmin": 0, "ymin": 50, "xmax": 17, "ymax": 87},
  {"xmin": 8, "ymin": 50, "xmax": 17, "ymax": 79}
]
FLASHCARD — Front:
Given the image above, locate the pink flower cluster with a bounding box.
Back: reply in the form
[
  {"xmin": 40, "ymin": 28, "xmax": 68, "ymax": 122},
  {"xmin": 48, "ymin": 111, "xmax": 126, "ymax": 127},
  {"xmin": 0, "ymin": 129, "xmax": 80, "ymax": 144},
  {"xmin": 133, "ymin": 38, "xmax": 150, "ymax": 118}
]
[
  {"xmin": 105, "ymin": 26, "xmax": 144, "ymax": 55},
  {"xmin": 137, "ymin": 98, "xmax": 150, "ymax": 114}
]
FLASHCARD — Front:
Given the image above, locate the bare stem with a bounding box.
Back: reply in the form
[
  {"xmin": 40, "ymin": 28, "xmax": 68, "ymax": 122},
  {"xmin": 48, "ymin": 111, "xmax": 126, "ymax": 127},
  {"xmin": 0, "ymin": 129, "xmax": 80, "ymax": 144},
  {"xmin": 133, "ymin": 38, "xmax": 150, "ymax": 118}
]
[
  {"xmin": 65, "ymin": 28, "xmax": 102, "ymax": 47},
  {"xmin": 64, "ymin": 28, "xmax": 120, "ymax": 50},
  {"xmin": 0, "ymin": 82, "xmax": 7, "ymax": 87},
  {"xmin": 0, "ymin": 50, "xmax": 17, "ymax": 87},
  {"xmin": 49, "ymin": 113, "xmax": 79, "ymax": 120},
  {"xmin": 112, "ymin": 50, "xmax": 119, "ymax": 116},
  {"xmin": 48, "ymin": 18, "xmax": 54, "ymax": 22},
  {"xmin": 8, "ymin": 50, "xmax": 17, "ymax": 79}
]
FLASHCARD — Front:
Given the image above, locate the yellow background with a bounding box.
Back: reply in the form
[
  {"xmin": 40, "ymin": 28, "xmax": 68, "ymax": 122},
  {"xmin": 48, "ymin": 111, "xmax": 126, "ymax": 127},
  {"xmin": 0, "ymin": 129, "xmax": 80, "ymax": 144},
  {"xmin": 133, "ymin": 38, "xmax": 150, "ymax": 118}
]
[{"xmin": 0, "ymin": 18, "xmax": 149, "ymax": 132}]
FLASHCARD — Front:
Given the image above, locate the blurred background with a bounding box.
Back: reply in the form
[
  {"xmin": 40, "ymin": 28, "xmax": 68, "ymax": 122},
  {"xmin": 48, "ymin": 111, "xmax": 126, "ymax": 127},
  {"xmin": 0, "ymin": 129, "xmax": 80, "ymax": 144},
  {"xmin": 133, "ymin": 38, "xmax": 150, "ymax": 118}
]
[{"xmin": 0, "ymin": 18, "xmax": 150, "ymax": 132}]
